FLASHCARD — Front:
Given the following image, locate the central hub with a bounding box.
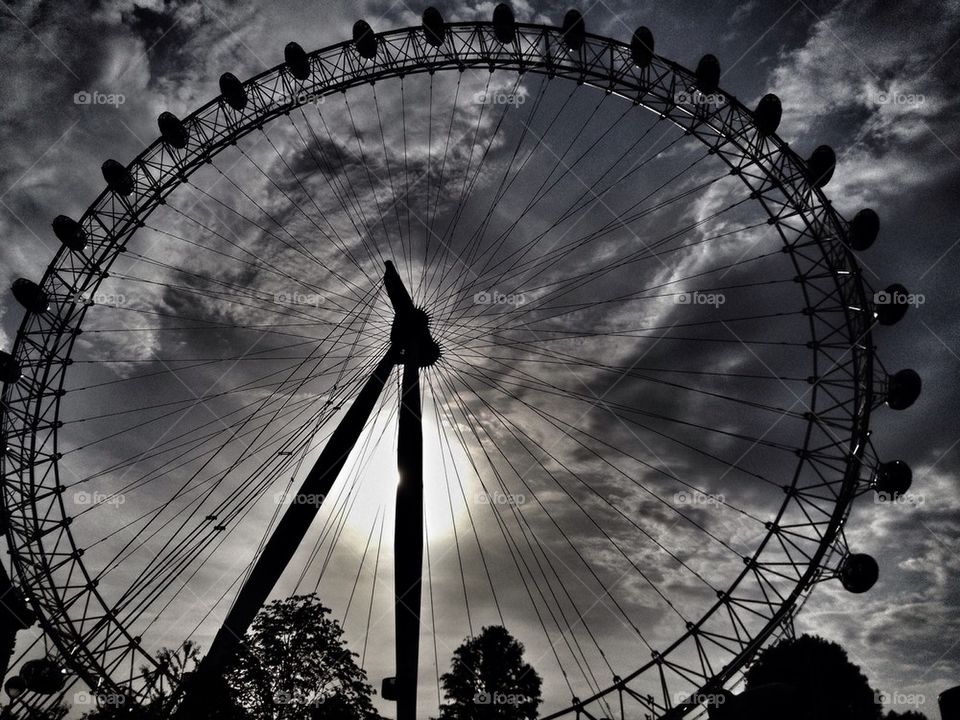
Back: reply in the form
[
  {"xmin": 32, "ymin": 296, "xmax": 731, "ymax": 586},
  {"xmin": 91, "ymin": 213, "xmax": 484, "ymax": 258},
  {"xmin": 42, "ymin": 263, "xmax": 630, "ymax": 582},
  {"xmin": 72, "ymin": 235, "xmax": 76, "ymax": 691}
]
[{"xmin": 384, "ymin": 261, "xmax": 440, "ymax": 367}]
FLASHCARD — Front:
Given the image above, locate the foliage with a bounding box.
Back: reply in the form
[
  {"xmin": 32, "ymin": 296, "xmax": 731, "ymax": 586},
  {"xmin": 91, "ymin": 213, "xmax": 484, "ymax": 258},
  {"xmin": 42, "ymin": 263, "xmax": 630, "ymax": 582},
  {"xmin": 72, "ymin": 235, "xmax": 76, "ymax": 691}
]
[
  {"xmin": 225, "ymin": 594, "xmax": 380, "ymax": 720},
  {"xmin": 437, "ymin": 626, "xmax": 542, "ymax": 720}
]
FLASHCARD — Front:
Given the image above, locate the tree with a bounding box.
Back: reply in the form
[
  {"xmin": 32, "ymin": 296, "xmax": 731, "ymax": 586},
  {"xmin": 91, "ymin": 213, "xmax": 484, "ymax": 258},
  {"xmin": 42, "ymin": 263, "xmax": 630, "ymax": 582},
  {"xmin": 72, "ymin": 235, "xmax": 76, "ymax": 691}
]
[
  {"xmin": 741, "ymin": 634, "xmax": 928, "ymax": 720},
  {"xmin": 79, "ymin": 641, "xmax": 246, "ymax": 720},
  {"xmin": 225, "ymin": 594, "xmax": 380, "ymax": 720},
  {"xmin": 437, "ymin": 626, "xmax": 542, "ymax": 720}
]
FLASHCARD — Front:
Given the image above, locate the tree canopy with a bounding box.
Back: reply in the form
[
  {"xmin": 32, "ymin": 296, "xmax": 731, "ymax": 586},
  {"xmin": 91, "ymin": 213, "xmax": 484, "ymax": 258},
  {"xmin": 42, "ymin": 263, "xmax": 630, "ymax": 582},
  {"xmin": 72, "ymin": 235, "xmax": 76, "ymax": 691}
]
[{"xmin": 437, "ymin": 625, "xmax": 542, "ymax": 720}]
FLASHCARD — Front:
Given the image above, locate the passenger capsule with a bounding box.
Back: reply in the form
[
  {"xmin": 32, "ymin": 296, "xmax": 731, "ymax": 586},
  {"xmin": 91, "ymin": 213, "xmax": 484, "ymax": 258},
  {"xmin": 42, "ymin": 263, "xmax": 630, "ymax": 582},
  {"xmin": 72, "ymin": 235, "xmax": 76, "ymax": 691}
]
[
  {"xmin": 219, "ymin": 72, "xmax": 247, "ymax": 111},
  {"xmin": 158, "ymin": 111, "xmax": 189, "ymax": 149},
  {"xmin": 839, "ymin": 553, "xmax": 879, "ymax": 593},
  {"xmin": 753, "ymin": 93, "xmax": 782, "ymax": 136},
  {"xmin": 874, "ymin": 282, "xmax": 910, "ymax": 326},
  {"xmin": 560, "ymin": 9, "xmax": 585, "ymax": 50},
  {"xmin": 284, "ymin": 42, "xmax": 311, "ymax": 80},
  {"xmin": 874, "ymin": 460, "xmax": 913, "ymax": 496},
  {"xmin": 0, "ymin": 350, "xmax": 22, "ymax": 385},
  {"xmin": 695, "ymin": 54, "xmax": 721, "ymax": 93},
  {"xmin": 805, "ymin": 145, "xmax": 836, "ymax": 188},
  {"xmin": 630, "ymin": 26, "xmax": 655, "ymax": 67},
  {"xmin": 52, "ymin": 215, "xmax": 87, "ymax": 251},
  {"xmin": 382, "ymin": 676, "xmax": 398, "ymax": 701},
  {"xmin": 20, "ymin": 658, "xmax": 65, "ymax": 695},
  {"xmin": 886, "ymin": 369, "xmax": 921, "ymax": 410},
  {"xmin": 12, "ymin": 278, "xmax": 49, "ymax": 314},
  {"xmin": 101, "ymin": 159, "xmax": 134, "ymax": 196},
  {"xmin": 492, "ymin": 3, "xmax": 516, "ymax": 44},
  {"xmin": 422, "ymin": 7, "xmax": 445, "ymax": 47},
  {"xmin": 4, "ymin": 676, "xmax": 26, "ymax": 700},
  {"xmin": 353, "ymin": 20, "xmax": 378, "ymax": 59},
  {"xmin": 848, "ymin": 208, "xmax": 879, "ymax": 251}
]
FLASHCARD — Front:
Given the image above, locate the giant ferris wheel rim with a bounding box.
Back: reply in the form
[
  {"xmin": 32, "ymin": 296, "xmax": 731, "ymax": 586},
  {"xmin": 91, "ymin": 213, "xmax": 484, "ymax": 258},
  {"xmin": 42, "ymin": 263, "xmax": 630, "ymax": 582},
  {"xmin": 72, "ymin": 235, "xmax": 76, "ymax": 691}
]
[{"xmin": 0, "ymin": 14, "xmax": 877, "ymax": 719}]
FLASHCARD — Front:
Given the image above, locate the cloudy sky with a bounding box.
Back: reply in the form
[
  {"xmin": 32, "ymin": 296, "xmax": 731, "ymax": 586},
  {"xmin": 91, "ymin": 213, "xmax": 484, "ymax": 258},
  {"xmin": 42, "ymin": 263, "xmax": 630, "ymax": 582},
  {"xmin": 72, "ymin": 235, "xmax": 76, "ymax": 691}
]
[{"xmin": 1, "ymin": 0, "xmax": 959, "ymax": 718}]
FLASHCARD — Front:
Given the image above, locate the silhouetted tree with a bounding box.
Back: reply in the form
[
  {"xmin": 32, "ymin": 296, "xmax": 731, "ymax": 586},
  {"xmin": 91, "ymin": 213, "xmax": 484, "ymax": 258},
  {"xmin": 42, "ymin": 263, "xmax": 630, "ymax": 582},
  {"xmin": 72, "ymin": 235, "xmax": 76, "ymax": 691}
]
[
  {"xmin": 742, "ymin": 634, "xmax": 928, "ymax": 720},
  {"xmin": 437, "ymin": 626, "xmax": 541, "ymax": 720},
  {"xmin": 225, "ymin": 594, "xmax": 379, "ymax": 720}
]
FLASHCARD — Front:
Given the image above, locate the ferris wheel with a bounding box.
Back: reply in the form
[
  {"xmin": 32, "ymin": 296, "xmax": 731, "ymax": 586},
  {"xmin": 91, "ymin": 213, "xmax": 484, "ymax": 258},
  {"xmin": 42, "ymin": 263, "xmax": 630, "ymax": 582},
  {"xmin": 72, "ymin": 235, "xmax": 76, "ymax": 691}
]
[{"xmin": 0, "ymin": 5, "xmax": 922, "ymax": 719}]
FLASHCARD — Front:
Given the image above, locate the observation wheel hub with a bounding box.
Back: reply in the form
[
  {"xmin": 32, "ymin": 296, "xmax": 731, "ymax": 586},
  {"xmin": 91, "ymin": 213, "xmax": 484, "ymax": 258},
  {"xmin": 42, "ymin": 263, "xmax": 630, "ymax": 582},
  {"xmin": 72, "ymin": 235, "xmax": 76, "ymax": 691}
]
[{"xmin": 384, "ymin": 261, "xmax": 440, "ymax": 367}]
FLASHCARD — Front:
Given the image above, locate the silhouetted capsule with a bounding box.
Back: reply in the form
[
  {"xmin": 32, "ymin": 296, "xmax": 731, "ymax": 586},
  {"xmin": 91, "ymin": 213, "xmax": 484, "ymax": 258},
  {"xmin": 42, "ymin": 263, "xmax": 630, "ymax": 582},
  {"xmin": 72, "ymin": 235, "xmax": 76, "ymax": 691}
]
[
  {"xmin": 695, "ymin": 54, "xmax": 721, "ymax": 93},
  {"xmin": 839, "ymin": 553, "xmax": 879, "ymax": 593},
  {"xmin": 422, "ymin": 7, "xmax": 445, "ymax": 47},
  {"xmin": 52, "ymin": 215, "xmax": 87, "ymax": 251},
  {"xmin": 381, "ymin": 676, "xmax": 397, "ymax": 701},
  {"xmin": 874, "ymin": 460, "xmax": 913, "ymax": 495},
  {"xmin": 12, "ymin": 278, "xmax": 49, "ymax": 314},
  {"xmin": 805, "ymin": 145, "xmax": 836, "ymax": 188},
  {"xmin": 848, "ymin": 208, "xmax": 879, "ymax": 251},
  {"xmin": 102, "ymin": 159, "xmax": 134, "ymax": 196},
  {"xmin": 20, "ymin": 658, "xmax": 65, "ymax": 695},
  {"xmin": 3, "ymin": 676, "xmax": 27, "ymax": 700},
  {"xmin": 219, "ymin": 72, "xmax": 247, "ymax": 111},
  {"xmin": 158, "ymin": 111, "xmax": 189, "ymax": 149},
  {"xmin": 886, "ymin": 369, "xmax": 921, "ymax": 410},
  {"xmin": 630, "ymin": 26, "xmax": 655, "ymax": 67},
  {"xmin": 753, "ymin": 93, "xmax": 782, "ymax": 136},
  {"xmin": 353, "ymin": 20, "xmax": 378, "ymax": 59},
  {"xmin": 284, "ymin": 42, "xmax": 311, "ymax": 80},
  {"xmin": 0, "ymin": 350, "xmax": 21, "ymax": 385},
  {"xmin": 874, "ymin": 282, "xmax": 910, "ymax": 326},
  {"xmin": 492, "ymin": 3, "xmax": 516, "ymax": 44},
  {"xmin": 560, "ymin": 9, "xmax": 585, "ymax": 50}
]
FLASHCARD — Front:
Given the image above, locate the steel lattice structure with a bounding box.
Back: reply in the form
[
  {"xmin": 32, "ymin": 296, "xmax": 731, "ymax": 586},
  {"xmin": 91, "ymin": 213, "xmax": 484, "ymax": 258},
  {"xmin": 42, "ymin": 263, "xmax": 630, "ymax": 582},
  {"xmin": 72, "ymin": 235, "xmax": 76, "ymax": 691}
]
[{"xmin": 0, "ymin": 17, "xmax": 897, "ymax": 720}]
